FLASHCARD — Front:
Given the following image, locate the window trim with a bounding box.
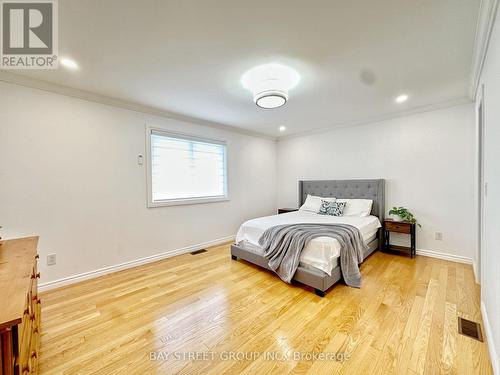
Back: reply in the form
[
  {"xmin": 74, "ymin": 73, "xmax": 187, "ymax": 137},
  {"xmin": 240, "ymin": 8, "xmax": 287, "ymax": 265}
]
[{"xmin": 146, "ymin": 125, "xmax": 229, "ymax": 208}]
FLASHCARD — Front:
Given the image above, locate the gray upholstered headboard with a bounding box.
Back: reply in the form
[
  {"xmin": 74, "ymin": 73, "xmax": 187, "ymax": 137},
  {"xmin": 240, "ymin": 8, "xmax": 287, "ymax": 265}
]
[{"xmin": 298, "ymin": 179, "xmax": 385, "ymax": 220}]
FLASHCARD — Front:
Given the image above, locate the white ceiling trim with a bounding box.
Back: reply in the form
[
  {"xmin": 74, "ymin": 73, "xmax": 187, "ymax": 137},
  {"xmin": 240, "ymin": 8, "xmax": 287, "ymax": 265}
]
[
  {"xmin": 469, "ymin": 0, "xmax": 499, "ymax": 99},
  {"xmin": 0, "ymin": 71, "xmax": 277, "ymax": 141},
  {"xmin": 278, "ymin": 97, "xmax": 472, "ymax": 141}
]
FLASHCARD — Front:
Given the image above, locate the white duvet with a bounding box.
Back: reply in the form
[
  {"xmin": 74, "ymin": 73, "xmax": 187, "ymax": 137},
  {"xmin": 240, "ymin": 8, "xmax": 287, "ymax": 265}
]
[{"xmin": 235, "ymin": 211, "xmax": 381, "ymax": 275}]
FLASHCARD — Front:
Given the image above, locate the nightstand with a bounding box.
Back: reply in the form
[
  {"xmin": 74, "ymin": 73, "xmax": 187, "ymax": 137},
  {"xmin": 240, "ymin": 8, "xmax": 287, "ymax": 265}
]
[
  {"xmin": 383, "ymin": 219, "xmax": 416, "ymax": 258},
  {"xmin": 278, "ymin": 208, "xmax": 298, "ymax": 214}
]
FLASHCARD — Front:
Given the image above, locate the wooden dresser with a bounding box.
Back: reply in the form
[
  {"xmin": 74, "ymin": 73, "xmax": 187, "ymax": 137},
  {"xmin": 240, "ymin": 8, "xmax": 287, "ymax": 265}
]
[{"xmin": 0, "ymin": 237, "xmax": 41, "ymax": 375}]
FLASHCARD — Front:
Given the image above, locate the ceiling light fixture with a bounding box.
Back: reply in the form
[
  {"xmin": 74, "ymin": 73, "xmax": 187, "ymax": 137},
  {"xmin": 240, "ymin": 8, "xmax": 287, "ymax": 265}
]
[
  {"xmin": 279, "ymin": 125, "xmax": 286, "ymax": 132},
  {"xmin": 242, "ymin": 63, "xmax": 300, "ymax": 109},
  {"xmin": 60, "ymin": 58, "xmax": 79, "ymax": 70},
  {"xmin": 395, "ymin": 94, "xmax": 409, "ymax": 103}
]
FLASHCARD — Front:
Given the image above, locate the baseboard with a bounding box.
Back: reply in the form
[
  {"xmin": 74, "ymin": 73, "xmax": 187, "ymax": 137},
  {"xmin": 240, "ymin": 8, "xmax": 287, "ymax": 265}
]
[
  {"xmin": 39, "ymin": 235, "xmax": 235, "ymax": 292},
  {"xmin": 416, "ymin": 248, "xmax": 472, "ymax": 264},
  {"xmin": 39, "ymin": 241, "xmax": 471, "ymax": 291},
  {"xmin": 481, "ymin": 301, "xmax": 499, "ymax": 375}
]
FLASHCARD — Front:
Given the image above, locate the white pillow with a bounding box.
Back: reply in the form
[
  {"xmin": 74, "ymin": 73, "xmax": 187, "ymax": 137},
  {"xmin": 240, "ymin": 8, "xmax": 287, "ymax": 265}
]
[
  {"xmin": 299, "ymin": 194, "xmax": 336, "ymax": 213},
  {"xmin": 336, "ymin": 199, "xmax": 373, "ymax": 217}
]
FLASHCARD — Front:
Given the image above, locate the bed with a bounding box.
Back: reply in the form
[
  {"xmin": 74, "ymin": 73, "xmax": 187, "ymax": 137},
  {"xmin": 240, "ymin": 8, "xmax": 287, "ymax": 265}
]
[{"xmin": 230, "ymin": 179, "xmax": 385, "ymax": 296}]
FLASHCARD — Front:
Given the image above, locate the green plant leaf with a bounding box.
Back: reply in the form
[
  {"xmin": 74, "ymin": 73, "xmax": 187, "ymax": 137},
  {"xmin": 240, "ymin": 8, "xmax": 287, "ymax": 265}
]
[{"xmin": 387, "ymin": 206, "xmax": 421, "ymax": 227}]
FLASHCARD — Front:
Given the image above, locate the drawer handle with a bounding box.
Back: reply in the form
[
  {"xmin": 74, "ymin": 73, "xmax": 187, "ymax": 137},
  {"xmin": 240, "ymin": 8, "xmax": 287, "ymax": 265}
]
[
  {"xmin": 24, "ymin": 308, "xmax": 29, "ymax": 315},
  {"xmin": 32, "ymin": 294, "xmax": 38, "ymax": 301},
  {"xmin": 37, "ymin": 298, "xmax": 42, "ymax": 304},
  {"xmin": 33, "ymin": 327, "xmax": 38, "ymax": 334},
  {"xmin": 35, "ymin": 254, "xmax": 40, "ymax": 259},
  {"xmin": 30, "ymin": 314, "xmax": 35, "ymax": 321},
  {"xmin": 31, "ymin": 272, "xmax": 40, "ymax": 279},
  {"xmin": 31, "ymin": 351, "xmax": 37, "ymax": 359}
]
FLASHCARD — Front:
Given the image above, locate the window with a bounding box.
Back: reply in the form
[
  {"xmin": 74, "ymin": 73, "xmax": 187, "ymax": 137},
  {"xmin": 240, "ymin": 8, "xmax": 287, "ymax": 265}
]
[{"xmin": 147, "ymin": 128, "xmax": 228, "ymax": 207}]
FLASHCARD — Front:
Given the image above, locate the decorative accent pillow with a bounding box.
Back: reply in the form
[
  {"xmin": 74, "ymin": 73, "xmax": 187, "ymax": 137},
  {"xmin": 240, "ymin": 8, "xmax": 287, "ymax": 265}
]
[
  {"xmin": 336, "ymin": 199, "xmax": 373, "ymax": 217},
  {"xmin": 299, "ymin": 194, "xmax": 335, "ymax": 213},
  {"xmin": 318, "ymin": 200, "xmax": 346, "ymax": 216},
  {"xmin": 318, "ymin": 199, "xmax": 331, "ymax": 214}
]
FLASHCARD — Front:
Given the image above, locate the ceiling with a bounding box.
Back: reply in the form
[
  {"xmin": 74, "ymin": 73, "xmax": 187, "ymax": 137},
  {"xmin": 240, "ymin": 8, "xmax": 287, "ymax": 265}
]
[{"xmin": 9, "ymin": 0, "xmax": 480, "ymax": 137}]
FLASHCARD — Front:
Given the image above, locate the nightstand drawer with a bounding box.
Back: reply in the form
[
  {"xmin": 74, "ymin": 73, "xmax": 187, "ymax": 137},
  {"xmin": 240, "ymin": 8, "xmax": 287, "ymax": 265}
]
[{"xmin": 384, "ymin": 221, "xmax": 411, "ymax": 234}]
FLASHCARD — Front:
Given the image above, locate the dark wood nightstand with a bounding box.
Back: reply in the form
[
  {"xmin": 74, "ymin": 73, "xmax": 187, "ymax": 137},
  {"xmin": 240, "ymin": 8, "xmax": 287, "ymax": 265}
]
[
  {"xmin": 383, "ymin": 219, "xmax": 416, "ymax": 258},
  {"xmin": 278, "ymin": 208, "xmax": 298, "ymax": 214}
]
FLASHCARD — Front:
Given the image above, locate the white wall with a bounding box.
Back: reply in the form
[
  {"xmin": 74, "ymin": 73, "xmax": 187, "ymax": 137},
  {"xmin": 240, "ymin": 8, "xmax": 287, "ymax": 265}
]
[
  {"xmin": 477, "ymin": 4, "xmax": 500, "ymax": 372},
  {"xmin": 0, "ymin": 82, "xmax": 277, "ymax": 285},
  {"xmin": 277, "ymin": 103, "xmax": 475, "ymax": 261},
  {"xmin": 0, "ymin": 82, "xmax": 478, "ymax": 282}
]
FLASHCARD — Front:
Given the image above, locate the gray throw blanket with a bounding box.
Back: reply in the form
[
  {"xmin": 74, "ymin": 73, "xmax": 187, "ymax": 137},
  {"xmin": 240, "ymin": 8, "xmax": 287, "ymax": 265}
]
[{"xmin": 258, "ymin": 224, "xmax": 367, "ymax": 288}]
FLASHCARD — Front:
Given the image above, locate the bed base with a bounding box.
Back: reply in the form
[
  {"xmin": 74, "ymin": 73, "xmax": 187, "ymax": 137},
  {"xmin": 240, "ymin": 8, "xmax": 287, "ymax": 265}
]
[{"xmin": 230, "ymin": 235, "xmax": 380, "ymax": 297}]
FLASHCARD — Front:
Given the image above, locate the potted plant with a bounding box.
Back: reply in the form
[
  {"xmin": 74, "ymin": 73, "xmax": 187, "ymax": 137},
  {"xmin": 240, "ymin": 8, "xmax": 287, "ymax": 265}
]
[{"xmin": 388, "ymin": 207, "xmax": 421, "ymax": 227}]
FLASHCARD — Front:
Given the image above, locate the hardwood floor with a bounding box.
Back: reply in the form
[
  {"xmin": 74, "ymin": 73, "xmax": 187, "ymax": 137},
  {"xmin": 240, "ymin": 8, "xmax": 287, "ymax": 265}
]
[{"xmin": 39, "ymin": 244, "xmax": 492, "ymax": 374}]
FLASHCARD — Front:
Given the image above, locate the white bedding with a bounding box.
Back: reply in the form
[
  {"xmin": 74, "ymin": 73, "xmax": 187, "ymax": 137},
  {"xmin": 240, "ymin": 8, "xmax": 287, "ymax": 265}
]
[{"xmin": 235, "ymin": 211, "xmax": 381, "ymax": 275}]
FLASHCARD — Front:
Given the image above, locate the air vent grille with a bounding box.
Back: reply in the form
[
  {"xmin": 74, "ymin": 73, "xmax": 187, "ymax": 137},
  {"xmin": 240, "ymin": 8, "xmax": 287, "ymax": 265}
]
[
  {"xmin": 190, "ymin": 249, "xmax": 207, "ymax": 255},
  {"xmin": 458, "ymin": 317, "xmax": 483, "ymax": 342}
]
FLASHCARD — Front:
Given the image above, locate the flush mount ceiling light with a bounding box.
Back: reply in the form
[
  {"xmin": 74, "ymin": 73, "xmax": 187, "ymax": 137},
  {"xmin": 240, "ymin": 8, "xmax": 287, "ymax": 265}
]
[
  {"xmin": 395, "ymin": 94, "xmax": 409, "ymax": 103},
  {"xmin": 241, "ymin": 63, "xmax": 300, "ymax": 109},
  {"xmin": 279, "ymin": 125, "xmax": 286, "ymax": 132}
]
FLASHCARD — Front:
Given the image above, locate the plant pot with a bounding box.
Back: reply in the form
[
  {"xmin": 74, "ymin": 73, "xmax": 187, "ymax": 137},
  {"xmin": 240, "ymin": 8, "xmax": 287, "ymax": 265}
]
[{"xmin": 391, "ymin": 215, "xmax": 403, "ymax": 222}]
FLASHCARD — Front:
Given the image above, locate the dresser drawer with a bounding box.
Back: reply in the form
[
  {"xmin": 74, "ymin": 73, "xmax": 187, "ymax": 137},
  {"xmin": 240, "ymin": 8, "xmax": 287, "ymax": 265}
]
[
  {"xmin": 28, "ymin": 343, "xmax": 38, "ymax": 375},
  {"xmin": 17, "ymin": 262, "xmax": 40, "ymax": 375},
  {"xmin": 18, "ymin": 296, "xmax": 33, "ymax": 348},
  {"xmin": 30, "ymin": 283, "xmax": 38, "ymax": 323},
  {"xmin": 384, "ymin": 221, "xmax": 412, "ymax": 234},
  {"xmin": 18, "ymin": 297, "xmax": 30, "ymax": 346},
  {"xmin": 17, "ymin": 318, "xmax": 38, "ymax": 375},
  {"xmin": 17, "ymin": 306, "xmax": 33, "ymax": 374}
]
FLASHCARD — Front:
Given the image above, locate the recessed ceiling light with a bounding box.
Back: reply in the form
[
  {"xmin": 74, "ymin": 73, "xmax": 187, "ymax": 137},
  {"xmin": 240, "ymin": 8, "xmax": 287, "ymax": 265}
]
[
  {"xmin": 279, "ymin": 125, "xmax": 286, "ymax": 132},
  {"xmin": 242, "ymin": 63, "xmax": 300, "ymax": 109},
  {"xmin": 60, "ymin": 58, "xmax": 79, "ymax": 70},
  {"xmin": 395, "ymin": 94, "xmax": 409, "ymax": 103}
]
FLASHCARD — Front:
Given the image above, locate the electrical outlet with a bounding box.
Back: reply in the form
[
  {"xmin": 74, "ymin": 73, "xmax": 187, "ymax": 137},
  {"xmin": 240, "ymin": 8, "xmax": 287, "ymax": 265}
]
[
  {"xmin": 47, "ymin": 253, "xmax": 56, "ymax": 266},
  {"xmin": 435, "ymin": 232, "xmax": 443, "ymax": 241}
]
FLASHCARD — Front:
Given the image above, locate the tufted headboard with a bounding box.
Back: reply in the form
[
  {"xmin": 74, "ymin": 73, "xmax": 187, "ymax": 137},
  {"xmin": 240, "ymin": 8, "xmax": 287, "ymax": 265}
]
[{"xmin": 298, "ymin": 179, "xmax": 385, "ymax": 220}]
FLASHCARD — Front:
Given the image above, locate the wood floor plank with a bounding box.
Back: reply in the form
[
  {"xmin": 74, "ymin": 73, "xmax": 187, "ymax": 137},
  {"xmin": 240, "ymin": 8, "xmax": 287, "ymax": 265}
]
[
  {"xmin": 38, "ymin": 245, "xmax": 493, "ymax": 374},
  {"xmin": 423, "ymin": 264, "xmax": 448, "ymax": 375},
  {"xmin": 442, "ymin": 302, "xmax": 458, "ymax": 375}
]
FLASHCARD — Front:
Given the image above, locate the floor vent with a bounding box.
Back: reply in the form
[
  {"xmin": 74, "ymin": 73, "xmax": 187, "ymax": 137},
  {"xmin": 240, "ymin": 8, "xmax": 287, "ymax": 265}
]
[
  {"xmin": 190, "ymin": 249, "xmax": 207, "ymax": 255},
  {"xmin": 458, "ymin": 317, "xmax": 483, "ymax": 342}
]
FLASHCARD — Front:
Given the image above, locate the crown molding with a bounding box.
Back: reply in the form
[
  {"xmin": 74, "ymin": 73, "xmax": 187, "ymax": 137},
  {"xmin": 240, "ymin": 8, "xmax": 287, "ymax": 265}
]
[
  {"xmin": 277, "ymin": 97, "xmax": 472, "ymax": 141},
  {"xmin": 469, "ymin": 0, "xmax": 499, "ymax": 99},
  {"xmin": 0, "ymin": 71, "xmax": 277, "ymax": 141}
]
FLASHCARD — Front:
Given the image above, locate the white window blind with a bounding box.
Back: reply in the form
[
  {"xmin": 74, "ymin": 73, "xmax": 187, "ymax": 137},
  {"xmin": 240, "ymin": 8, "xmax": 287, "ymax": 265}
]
[{"xmin": 148, "ymin": 129, "xmax": 228, "ymax": 206}]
